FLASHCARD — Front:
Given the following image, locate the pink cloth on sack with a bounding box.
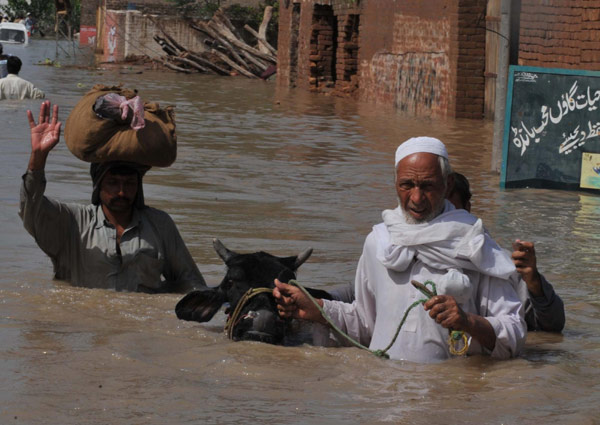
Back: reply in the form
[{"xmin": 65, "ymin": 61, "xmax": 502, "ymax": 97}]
[
  {"xmin": 95, "ymin": 93, "xmax": 145, "ymax": 131},
  {"xmin": 119, "ymin": 96, "xmax": 145, "ymax": 131}
]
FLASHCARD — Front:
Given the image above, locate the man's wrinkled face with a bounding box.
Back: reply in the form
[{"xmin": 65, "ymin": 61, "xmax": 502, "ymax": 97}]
[
  {"xmin": 99, "ymin": 171, "xmax": 138, "ymax": 213},
  {"xmin": 395, "ymin": 153, "xmax": 447, "ymax": 224}
]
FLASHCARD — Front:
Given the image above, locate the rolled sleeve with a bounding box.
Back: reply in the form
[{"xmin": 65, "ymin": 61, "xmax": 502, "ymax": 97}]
[{"xmin": 19, "ymin": 170, "xmax": 74, "ymax": 259}]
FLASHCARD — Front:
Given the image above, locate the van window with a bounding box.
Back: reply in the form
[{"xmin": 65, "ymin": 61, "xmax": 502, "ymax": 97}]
[{"xmin": 0, "ymin": 28, "xmax": 25, "ymax": 43}]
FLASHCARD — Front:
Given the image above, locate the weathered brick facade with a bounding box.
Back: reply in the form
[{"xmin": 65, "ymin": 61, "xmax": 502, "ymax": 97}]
[
  {"xmin": 518, "ymin": 0, "xmax": 600, "ymax": 70},
  {"xmin": 277, "ymin": 0, "xmax": 487, "ymax": 119},
  {"xmin": 278, "ymin": 0, "xmax": 600, "ymax": 119}
]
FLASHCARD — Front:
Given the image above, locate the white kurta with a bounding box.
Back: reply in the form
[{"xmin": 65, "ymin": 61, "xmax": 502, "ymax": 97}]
[
  {"xmin": 317, "ymin": 202, "xmax": 526, "ymax": 363},
  {"xmin": 0, "ymin": 74, "xmax": 45, "ymax": 100}
]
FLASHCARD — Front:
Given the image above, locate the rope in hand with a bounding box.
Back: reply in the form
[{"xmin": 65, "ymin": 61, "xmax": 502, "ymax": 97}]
[
  {"xmin": 412, "ymin": 280, "xmax": 469, "ymax": 356},
  {"xmin": 288, "ymin": 279, "xmax": 469, "ymax": 359}
]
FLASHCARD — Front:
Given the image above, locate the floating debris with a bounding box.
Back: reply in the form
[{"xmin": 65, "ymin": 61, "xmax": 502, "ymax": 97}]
[{"xmin": 37, "ymin": 58, "xmax": 61, "ymax": 68}]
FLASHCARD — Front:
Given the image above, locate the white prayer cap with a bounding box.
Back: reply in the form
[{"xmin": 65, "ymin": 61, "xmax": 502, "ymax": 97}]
[{"xmin": 395, "ymin": 136, "xmax": 448, "ymax": 166}]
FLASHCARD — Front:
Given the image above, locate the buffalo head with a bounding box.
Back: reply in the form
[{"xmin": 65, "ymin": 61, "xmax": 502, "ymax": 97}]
[{"xmin": 175, "ymin": 239, "xmax": 331, "ymax": 344}]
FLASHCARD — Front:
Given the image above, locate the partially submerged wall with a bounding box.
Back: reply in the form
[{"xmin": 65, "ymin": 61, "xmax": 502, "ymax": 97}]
[
  {"xmin": 277, "ymin": 0, "xmax": 487, "ymax": 119},
  {"xmin": 101, "ymin": 10, "xmax": 205, "ymax": 62},
  {"xmin": 85, "ymin": 0, "xmax": 265, "ymax": 59}
]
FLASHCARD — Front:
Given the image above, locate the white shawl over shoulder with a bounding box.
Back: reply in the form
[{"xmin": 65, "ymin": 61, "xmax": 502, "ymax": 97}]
[{"xmin": 378, "ymin": 200, "xmax": 517, "ymax": 281}]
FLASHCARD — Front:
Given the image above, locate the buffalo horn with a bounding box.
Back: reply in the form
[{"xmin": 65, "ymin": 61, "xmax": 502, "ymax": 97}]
[
  {"xmin": 213, "ymin": 238, "xmax": 234, "ymax": 263},
  {"xmin": 294, "ymin": 248, "xmax": 313, "ymax": 268}
]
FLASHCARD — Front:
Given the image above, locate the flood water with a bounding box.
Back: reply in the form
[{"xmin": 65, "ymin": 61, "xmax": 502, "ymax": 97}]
[{"xmin": 1, "ymin": 40, "xmax": 599, "ymax": 424}]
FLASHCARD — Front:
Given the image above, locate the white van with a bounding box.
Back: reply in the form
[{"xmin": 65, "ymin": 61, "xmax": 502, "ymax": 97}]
[{"xmin": 0, "ymin": 22, "xmax": 29, "ymax": 45}]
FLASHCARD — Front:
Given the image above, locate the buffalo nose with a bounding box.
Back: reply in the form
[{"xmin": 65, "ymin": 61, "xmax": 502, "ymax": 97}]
[{"xmin": 251, "ymin": 309, "xmax": 280, "ymax": 334}]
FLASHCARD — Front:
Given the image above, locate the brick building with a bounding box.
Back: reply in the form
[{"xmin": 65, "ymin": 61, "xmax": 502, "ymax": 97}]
[
  {"xmin": 277, "ymin": 0, "xmax": 600, "ymax": 119},
  {"xmin": 79, "ymin": 0, "xmax": 600, "ymax": 119},
  {"xmin": 277, "ymin": 0, "xmax": 488, "ymax": 119},
  {"xmin": 517, "ymin": 0, "xmax": 600, "ymax": 69}
]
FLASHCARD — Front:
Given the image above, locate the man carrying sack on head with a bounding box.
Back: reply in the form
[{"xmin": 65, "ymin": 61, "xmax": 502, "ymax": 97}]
[{"xmin": 19, "ymin": 98, "xmax": 206, "ymax": 293}]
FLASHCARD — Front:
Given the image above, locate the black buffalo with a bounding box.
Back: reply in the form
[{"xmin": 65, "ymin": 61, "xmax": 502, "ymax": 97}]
[{"xmin": 175, "ymin": 239, "xmax": 332, "ymax": 344}]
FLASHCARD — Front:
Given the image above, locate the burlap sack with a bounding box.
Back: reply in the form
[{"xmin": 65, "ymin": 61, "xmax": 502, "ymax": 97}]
[{"xmin": 64, "ymin": 84, "xmax": 177, "ymax": 167}]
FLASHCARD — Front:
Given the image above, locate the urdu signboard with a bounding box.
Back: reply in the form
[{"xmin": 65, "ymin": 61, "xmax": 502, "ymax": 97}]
[{"xmin": 501, "ymin": 65, "xmax": 600, "ymax": 191}]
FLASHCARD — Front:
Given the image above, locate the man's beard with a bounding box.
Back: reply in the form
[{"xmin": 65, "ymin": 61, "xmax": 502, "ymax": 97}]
[{"xmin": 400, "ymin": 196, "xmax": 446, "ymax": 224}]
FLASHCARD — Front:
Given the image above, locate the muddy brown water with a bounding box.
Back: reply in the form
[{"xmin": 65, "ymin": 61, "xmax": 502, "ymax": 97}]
[{"xmin": 0, "ymin": 40, "xmax": 598, "ymax": 425}]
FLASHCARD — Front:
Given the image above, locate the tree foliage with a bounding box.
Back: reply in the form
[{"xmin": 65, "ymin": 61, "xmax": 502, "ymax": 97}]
[
  {"xmin": 167, "ymin": 0, "xmax": 279, "ymax": 44},
  {"xmin": 0, "ymin": 0, "xmax": 81, "ymax": 34},
  {"xmin": 166, "ymin": 0, "xmax": 221, "ymax": 18}
]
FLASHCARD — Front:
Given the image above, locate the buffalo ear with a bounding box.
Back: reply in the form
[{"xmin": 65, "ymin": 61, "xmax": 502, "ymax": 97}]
[
  {"xmin": 175, "ymin": 289, "xmax": 226, "ymax": 323},
  {"xmin": 277, "ymin": 269, "xmax": 296, "ymax": 284}
]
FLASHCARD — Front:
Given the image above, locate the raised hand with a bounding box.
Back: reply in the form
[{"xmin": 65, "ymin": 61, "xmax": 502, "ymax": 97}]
[
  {"xmin": 27, "ymin": 101, "xmax": 62, "ymax": 171},
  {"xmin": 511, "ymin": 239, "xmax": 543, "ymax": 297}
]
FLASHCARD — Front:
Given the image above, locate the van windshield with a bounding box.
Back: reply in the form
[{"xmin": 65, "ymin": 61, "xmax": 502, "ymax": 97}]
[{"xmin": 0, "ymin": 28, "xmax": 26, "ymax": 43}]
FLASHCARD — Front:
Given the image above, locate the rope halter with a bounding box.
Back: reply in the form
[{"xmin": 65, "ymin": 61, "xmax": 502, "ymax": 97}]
[{"xmin": 224, "ymin": 287, "xmax": 273, "ymax": 340}]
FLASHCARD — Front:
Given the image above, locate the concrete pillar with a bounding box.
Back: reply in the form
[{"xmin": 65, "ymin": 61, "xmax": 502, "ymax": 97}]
[{"xmin": 491, "ymin": 0, "xmax": 511, "ymax": 173}]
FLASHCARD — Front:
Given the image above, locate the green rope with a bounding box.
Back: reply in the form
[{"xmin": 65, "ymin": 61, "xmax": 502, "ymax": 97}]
[
  {"xmin": 375, "ymin": 281, "xmax": 437, "ymax": 358},
  {"xmin": 289, "ymin": 279, "xmax": 375, "ymax": 354},
  {"xmin": 289, "ymin": 279, "xmax": 437, "ymax": 359}
]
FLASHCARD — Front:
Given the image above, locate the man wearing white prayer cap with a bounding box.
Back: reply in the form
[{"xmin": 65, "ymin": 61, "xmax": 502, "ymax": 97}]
[{"xmin": 273, "ymin": 137, "xmax": 526, "ymax": 363}]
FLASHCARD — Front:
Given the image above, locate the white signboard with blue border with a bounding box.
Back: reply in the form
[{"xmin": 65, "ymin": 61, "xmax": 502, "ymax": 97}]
[{"xmin": 501, "ymin": 65, "xmax": 600, "ymax": 190}]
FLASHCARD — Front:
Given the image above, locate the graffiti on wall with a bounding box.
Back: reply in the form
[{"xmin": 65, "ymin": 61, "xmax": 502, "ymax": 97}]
[
  {"xmin": 395, "ymin": 53, "xmax": 446, "ymax": 114},
  {"xmin": 108, "ymin": 25, "xmax": 117, "ymax": 61},
  {"xmin": 363, "ymin": 14, "xmax": 449, "ymax": 115},
  {"xmin": 103, "ymin": 12, "xmax": 122, "ymax": 63},
  {"xmin": 79, "ymin": 25, "xmax": 96, "ymax": 47},
  {"xmin": 365, "ymin": 51, "xmax": 448, "ymax": 115}
]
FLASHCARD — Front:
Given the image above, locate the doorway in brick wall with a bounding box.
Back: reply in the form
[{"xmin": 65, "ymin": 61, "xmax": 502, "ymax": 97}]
[
  {"xmin": 337, "ymin": 14, "xmax": 359, "ymax": 95},
  {"xmin": 310, "ymin": 4, "xmax": 337, "ymax": 91}
]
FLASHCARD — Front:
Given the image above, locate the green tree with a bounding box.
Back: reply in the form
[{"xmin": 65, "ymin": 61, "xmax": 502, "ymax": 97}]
[
  {"xmin": 1, "ymin": 0, "xmax": 81, "ymax": 36},
  {"xmin": 166, "ymin": 0, "xmax": 222, "ymax": 18},
  {"xmin": 166, "ymin": 0, "xmax": 279, "ymax": 44}
]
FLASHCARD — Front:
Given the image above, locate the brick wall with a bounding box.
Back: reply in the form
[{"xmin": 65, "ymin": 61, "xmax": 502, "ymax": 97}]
[
  {"xmin": 452, "ymin": 0, "xmax": 486, "ymax": 119},
  {"xmin": 519, "ymin": 0, "xmax": 600, "ymax": 70},
  {"xmin": 361, "ymin": 14, "xmax": 451, "ymax": 116},
  {"xmin": 334, "ymin": 13, "xmax": 359, "ymax": 96},
  {"xmin": 309, "ymin": 4, "xmax": 336, "ymax": 91},
  {"xmin": 277, "ymin": 0, "xmax": 487, "ymax": 118}
]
